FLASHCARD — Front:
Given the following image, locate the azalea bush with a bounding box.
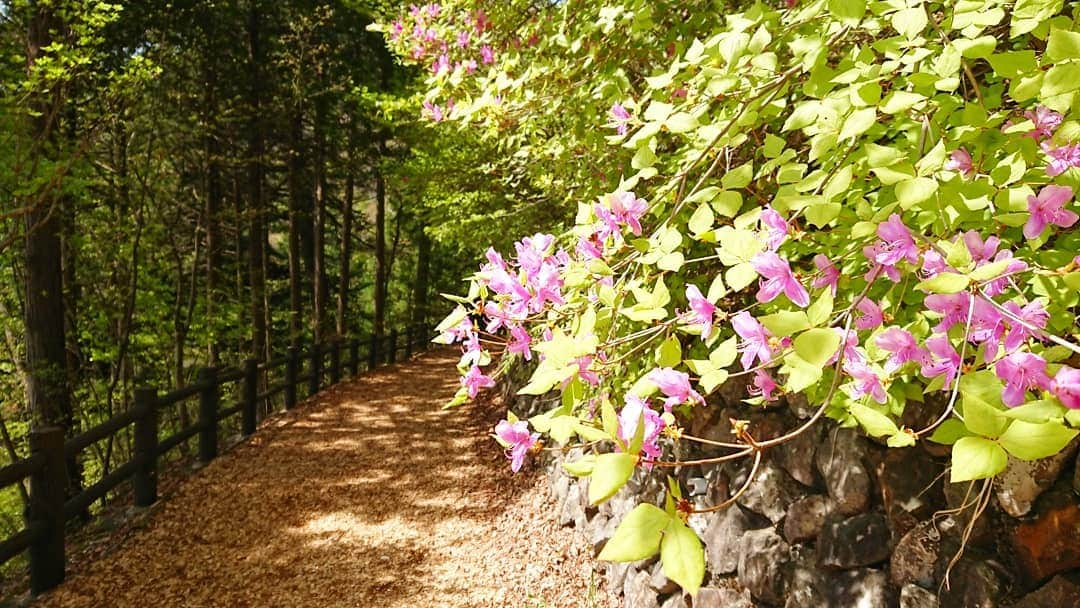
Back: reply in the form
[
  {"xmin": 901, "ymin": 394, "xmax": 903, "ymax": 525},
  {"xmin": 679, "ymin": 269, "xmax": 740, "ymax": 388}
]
[{"xmin": 376, "ymin": 0, "xmax": 1080, "ymax": 594}]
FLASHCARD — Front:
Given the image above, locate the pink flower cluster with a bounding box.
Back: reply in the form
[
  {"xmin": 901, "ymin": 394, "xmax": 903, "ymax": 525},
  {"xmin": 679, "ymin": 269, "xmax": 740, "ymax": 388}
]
[
  {"xmin": 578, "ymin": 190, "xmax": 649, "ymax": 257},
  {"xmin": 389, "ymin": 4, "xmax": 497, "ymax": 121}
]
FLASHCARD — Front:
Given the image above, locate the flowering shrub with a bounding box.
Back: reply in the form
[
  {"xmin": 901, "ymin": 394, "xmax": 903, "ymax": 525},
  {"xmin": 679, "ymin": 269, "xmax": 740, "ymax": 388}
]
[{"xmin": 377, "ymin": 0, "xmax": 1080, "ymax": 594}]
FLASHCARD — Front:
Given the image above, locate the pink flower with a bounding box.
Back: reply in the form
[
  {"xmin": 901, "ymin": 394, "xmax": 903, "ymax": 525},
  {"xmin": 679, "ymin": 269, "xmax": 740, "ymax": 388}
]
[
  {"xmin": 811, "ymin": 254, "xmax": 840, "ymax": 296},
  {"xmin": 920, "ymin": 336, "xmax": 961, "ymax": 389},
  {"xmin": 843, "ymin": 359, "xmax": 887, "ymax": 403},
  {"xmin": 1025, "ymin": 185, "xmax": 1077, "ymax": 239},
  {"xmin": 494, "ymin": 420, "xmax": 538, "ymax": 472},
  {"xmin": 608, "ymin": 103, "xmax": 632, "ymax": 135},
  {"xmin": 647, "ymin": 368, "xmax": 704, "ymax": 411},
  {"xmin": 854, "ymin": 298, "xmax": 883, "ymax": 331},
  {"xmin": 827, "ymin": 328, "xmax": 863, "ymax": 365},
  {"xmin": 576, "ymin": 233, "xmax": 603, "ymax": 260},
  {"xmin": 618, "ymin": 395, "xmax": 665, "ymax": 462},
  {"xmin": 575, "ymin": 355, "xmax": 600, "ymax": 386},
  {"xmin": 457, "ymin": 30, "xmax": 470, "ymax": 48},
  {"xmin": 1052, "ymin": 367, "xmax": 1080, "ymax": 409},
  {"xmin": 422, "ymin": 100, "xmax": 445, "ymax": 122},
  {"xmin": 1024, "ymin": 105, "xmax": 1062, "ymax": 141},
  {"xmin": 873, "ymin": 214, "xmax": 920, "ymax": 267},
  {"xmin": 875, "ymin": 327, "xmax": 927, "ymax": 373},
  {"xmin": 920, "ymin": 250, "xmax": 949, "ymax": 279},
  {"xmin": 732, "ymin": 311, "xmax": 773, "ymax": 370},
  {"xmin": 751, "ymin": 251, "xmax": 809, "ymax": 308},
  {"xmin": 944, "ymin": 148, "xmax": 974, "ymax": 177},
  {"xmin": 759, "ymin": 205, "xmax": 789, "ymax": 250},
  {"xmin": 507, "ymin": 325, "xmax": 533, "ymax": 360},
  {"xmin": 683, "ymin": 285, "xmax": 716, "ymax": 340},
  {"xmin": 1042, "ymin": 142, "xmax": 1080, "ymax": 177},
  {"xmin": 980, "ymin": 250, "xmax": 1028, "ymax": 297},
  {"xmin": 462, "ymin": 364, "xmax": 495, "ymax": 398},
  {"xmin": 432, "ymin": 53, "xmax": 450, "ymax": 75},
  {"xmin": 924, "ymin": 293, "xmax": 970, "ymax": 334},
  {"xmin": 962, "ymin": 231, "xmax": 1000, "ymax": 263},
  {"xmin": 608, "ymin": 191, "xmax": 648, "ymax": 235},
  {"xmin": 748, "ymin": 370, "xmax": 780, "ymax": 402},
  {"xmin": 480, "ymin": 44, "xmax": 495, "ymax": 64},
  {"xmin": 463, "ymin": 59, "xmax": 478, "ymax": 74},
  {"xmin": 994, "ymin": 351, "xmax": 1052, "ymax": 407},
  {"xmin": 1001, "ymin": 300, "xmax": 1048, "ymax": 352}
]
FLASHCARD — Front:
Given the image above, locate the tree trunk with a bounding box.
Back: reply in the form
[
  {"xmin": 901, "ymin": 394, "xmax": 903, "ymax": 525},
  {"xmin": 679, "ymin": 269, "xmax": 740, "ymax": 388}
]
[
  {"xmin": 287, "ymin": 108, "xmax": 304, "ymax": 347},
  {"xmin": 312, "ymin": 97, "xmax": 327, "ymax": 344},
  {"xmin": 24, "ymin": 2, "xmax": 72, "ymax": 432},
  {"xmin": 411, "ymin": 227, "xmax": 431, "ymax": 327},
  {"xmin": 336, "ymin": 163, "xmax": 354, "ymax": 337},
  {"xmin": 203, "ymin": 62, "xmax": 223, "ymax": 366},
  {"xmin": 246, "ymin": 4, "xmax": 267, "ymax": 364},
  {"xmin": 373, "ymin": 162, "xmax": 387, "ymax": 338}
]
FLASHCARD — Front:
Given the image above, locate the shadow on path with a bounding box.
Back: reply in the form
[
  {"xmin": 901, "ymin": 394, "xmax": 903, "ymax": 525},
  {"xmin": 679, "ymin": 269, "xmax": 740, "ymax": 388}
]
[{"xmin": 34, "ymin": 349, "xmax": 612, "ymax": 608}]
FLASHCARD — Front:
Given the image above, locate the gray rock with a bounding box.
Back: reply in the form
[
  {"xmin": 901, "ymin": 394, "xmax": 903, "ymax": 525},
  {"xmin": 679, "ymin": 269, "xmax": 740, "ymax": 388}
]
[
  {"xmin": 692, "ymin": 586, "xmax": 753, "ymax": 607},
  {"xmin": 648, "ymin": 560, "xmax": 679, "ymax": 596},
  {"xmin": 879, "ymin": 447, "xmax": 945, "ymax": 537},
  {"xmin": 900, "ymin": 584, "xmax": 939, "ymax": 608},
  {"xmin": 822, "ymin": 568, "xmax": 896, "ymax": 607},
  {"xmin": 785, "ymin": 546, "xmax": 825, "ymax": 608},
  {"xmin": 782, "ymin": 494, "xmax": 833, "ymax": 544},
  {"xmin": 590, "ymin": 513, "xmax": 616, "ymax": 557},
  {"xmin": 623, "ymin": 568, "xmax": 660, "ymax": 608},
  {"xmin": 818, "ymin": 512, "xmax": 891, "ymax": 569},
  {"xmin": 816, "ymin": 428, "xmax": 871, "ymax": 516},
  {"xmin": 551, "ymin": 473, "xmax": 571, "ymax": 506},
  {"xmin": 1012, "ymin": 575, "xmax": 1080, "ymax": 608},
  {"xmin": 738, "ymin": 528, "xmax": 791, "ymax": 604},
  {"xmin": 659, "ymin": 593, "xmax": 688, "ymax": 608},
  {"xmin": 775, "ymin": 423, "xmax": 821, "ymax": 486},
  {"xmin": 735, "ymin": 459, "xmax": 806, "ymax": 523},
  {"xmin": 937, "ymin": 559, "xmax": 1003, "ymax": 608},
  {"xmin": 703, "ymin": 505, "xmax": 762, "ymax": 575},
  {"xmin": 607, "ymin": 561, "xmax": 632, "ymax": 596},
  {"xmin": 995, "ymin": 439, "xmax": 1078, "ymax": 517},
  {"xmin": 560, "ymin": 482, "xmax": 586, "ymax": 528},
  {"xmin": 786, "ymin": 391, "xmax": 816, "ymax": 419},
  {"xmin": 891, "ymin": 519, "xmax": 948, "ymax": 588}
]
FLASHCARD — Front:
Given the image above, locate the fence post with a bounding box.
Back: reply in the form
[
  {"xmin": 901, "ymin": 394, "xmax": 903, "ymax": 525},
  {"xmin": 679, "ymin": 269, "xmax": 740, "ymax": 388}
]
[
  {"xmin": 242, "ymin": 358, "xmax": 258, "ymax": 436},
  {"xmin": 368, "ymin": 334, "xmax": 378, "ymax": 371},
  {"xmin": 285, "ymin": 346, "xmax": 298, "ymax": 409},
  {"xmin": 388, "ymin": 329, "xmax": 398, "ymax": 364},
  {"xmin": 197, "ymin": 367, "xmax": 219, "ymax": 464},
  {"xmin": 309, "ymin": 344, "xmax": 321, "ymax": 396},
  {"xmin": 132, "ymin": 387, "xmax": 159, "ymax": 508},
  {"xmin": 349, "ymin": 338, "xmax": 359, "ymax": 376},
  {"xmin": 330, "ymin": 339, "xmax": 341, "ymax": 385},
  {"xmin": 27, "ymin": 426, "xmax": 66, "ymax": 594}
]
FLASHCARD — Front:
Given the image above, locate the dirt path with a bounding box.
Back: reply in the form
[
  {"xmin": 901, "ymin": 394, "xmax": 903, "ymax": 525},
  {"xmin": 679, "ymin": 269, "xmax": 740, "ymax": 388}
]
[{"xmin": 35, "ymin": 349, "xmax": 616, "ymax": 608}]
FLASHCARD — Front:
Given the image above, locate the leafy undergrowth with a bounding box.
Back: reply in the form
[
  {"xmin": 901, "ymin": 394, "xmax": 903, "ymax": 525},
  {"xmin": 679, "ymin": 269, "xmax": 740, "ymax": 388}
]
[{"xmin": 27, "ymin": 348, "xmax": 613, "ymax": 608}]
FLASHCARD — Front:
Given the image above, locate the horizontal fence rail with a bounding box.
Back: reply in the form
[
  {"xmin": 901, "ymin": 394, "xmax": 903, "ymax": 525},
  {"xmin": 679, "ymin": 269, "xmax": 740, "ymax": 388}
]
[{"xmin": 0, "ymin": 322, "xmax": 432, "ymax": 596}]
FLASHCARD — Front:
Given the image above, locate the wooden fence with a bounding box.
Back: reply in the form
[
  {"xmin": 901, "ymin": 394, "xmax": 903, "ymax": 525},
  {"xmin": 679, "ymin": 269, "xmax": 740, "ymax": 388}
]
[{"xmin": 0, "ymin": 323, "xmax": 432, "ymax": 596}]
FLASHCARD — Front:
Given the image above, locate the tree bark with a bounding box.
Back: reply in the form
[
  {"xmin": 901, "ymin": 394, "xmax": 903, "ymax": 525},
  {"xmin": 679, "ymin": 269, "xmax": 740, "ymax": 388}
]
[
  {"xmin": 23, "ymin": 2, "xmax": 72, "ymax": 431},
  {"xmin": 203, "ymin": 60, "xmax": 223, "ymax": 366},
  {"xmin": 373, "ymin": 141, "xmax": 388, "ymax": 338},
  {"xmin": 336, "ymin": 160, "xmax": 354, "ymax": 337},
  {"xmin": 287, "ymin": 108, "xmax": 304, "ymax": 347},
  {"xmin": 246, "ymin": 4, "xmax": 267, "ymax": 364},
  {"xmin": 312, "ymin": 96, "xmax": 327, "ymax": 344},
  {"xmin": 411, "ymin": 227, "xmax": 431, "ymax": 327}
]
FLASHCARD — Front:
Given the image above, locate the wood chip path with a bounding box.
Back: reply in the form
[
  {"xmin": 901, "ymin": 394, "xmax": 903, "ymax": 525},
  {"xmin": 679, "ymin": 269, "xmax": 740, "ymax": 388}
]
[{"xmin": 34, "ymin": 348, "xmax": 616, "ymax": 607}]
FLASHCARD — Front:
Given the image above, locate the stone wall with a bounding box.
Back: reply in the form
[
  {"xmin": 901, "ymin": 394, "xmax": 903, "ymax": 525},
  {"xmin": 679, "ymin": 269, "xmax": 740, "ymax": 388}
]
[{"xmin": 502, "ymin": 373, "xmax": 1080, "ymax": 607}]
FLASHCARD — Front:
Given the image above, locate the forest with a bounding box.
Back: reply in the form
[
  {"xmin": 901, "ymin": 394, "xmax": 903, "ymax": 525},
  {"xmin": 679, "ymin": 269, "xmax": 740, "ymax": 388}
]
[{"xmin": 0, "ymin": 0, "xmax": 534, "ymax": 582}]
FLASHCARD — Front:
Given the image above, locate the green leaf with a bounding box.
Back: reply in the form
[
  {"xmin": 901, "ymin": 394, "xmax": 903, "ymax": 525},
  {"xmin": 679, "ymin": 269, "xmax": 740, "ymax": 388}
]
[
  {"xmin": 1047, "ymin": 28, "xmax": 1080, "ymax": 62},
  {"xmin": 880, "ymin": 91, "xmax": 925, "ymax": 114},
  {"xmin": 759, "ymin": 311, "xmax": 811, "ymax": 335},
  {"xmin": 998, "ymin": 420, "xmax": 1078, "ymax": 461},
  {"xmin": 688, "ymin": 204, "xmax": 714, "ymax": 236},
  {"xmin": 961, "ymin": 381, "xmax": 1010, "ymax": 438},
  {"xmin": 721, "ymin": 162, "xmax": 754, "ymax": 189},
  {"xmin": 916, "ymin": 272, "xmax": 970, "ymax": 294},
  {"xmin": 793, "ymin": 328, "xmax": 841, "ymax": 367},
  {"xmin": 850, "ymin": 403, "xmax": 900, "ymax": 438},
  {"xmin": 950, "ymin": 436, "xmax": 1008, "ymax": 482},
  {"xmin": 598, "ymin": 504, "xmax": 670, "ymax": 562},
  {"xmin": 828, "ymin": 0, "xmax": 866, "ymax": 23},
  {"xmin": 1042, "ymin": 62, "xmax": 1080, "ymax": 98},
  {"xmin": 840, "ymin": 108, "xmax": 877, "ymax": 140},
  {"xmin": 660, "ymin": 518, "xmax": 705, "ymax": 595},
  {"xmin": 575, "ymin": 423, "xmax": 611, "ymax": 443},
  {"xmin": 781, "ymin": 354, "xmax": 823, "ymax": 393},
  {"xmin": 807, "ymin": 291, "xmax": 834, "ymax": 327},
  {"xmin": 988, "ymin": 51, "xmax": 1037, "ymax": 79},
  {"xmin": 805, "ymin": 203, "xmax": 842, "ymax": 227},
  {"xmin": 996, "ymin": 399, "xmax": 1067, "ymax": 424},
  {"xmin": 895, "ymin": 177, "xmax": 938, "ymax": 208},
  {"xmin": 710, "ymin": 337, "xmax": 738, "ymax": 368},
  {"xmin": 666, "ymin": 112, "xmax": 699, "ymax": 134},
  {"xmin": 602, "ymin": 398, "xmax": 619, "ymax": 438},
  {"xmin": 726, "ymin": 262, "xmax": 758, "ymax": 291},
  {"xmin": 712, "ymin": 191, "xmax": 744, "ymax": 217},
  {"xmin": 892, "ymin": 6, "xmax": 927, "ymax": 39},
  {"xmin": 549, "ymin": 415, "xmax": 579, "ymax": 445},
  {"xmin": 929, "ymin": 418, "xmax": 972, "ymax": 445},
  {"xmin": 589, "ymin": 453, "xmax": 638, "ymax": 505},
  {"xmin": 969, "ymin": 259, "xmax": 1014, "ymax": 282},
  {"xmin": 656, "ymin": 336, "xmax": 683, "ymax": 368},
  {"xmin": 563, "ymin": 454, "xmax": 598, "ymax": 477},
  {"xmin": 700, "ymin": 369, "xmax": 729, "ymax": 394}
]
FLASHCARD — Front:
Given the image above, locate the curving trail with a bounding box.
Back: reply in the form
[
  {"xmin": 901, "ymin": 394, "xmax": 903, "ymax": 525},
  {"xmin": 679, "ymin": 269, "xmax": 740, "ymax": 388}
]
[{"xmin": 35, "ymin": 348, "xmax": 614, "ymax": 608}]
